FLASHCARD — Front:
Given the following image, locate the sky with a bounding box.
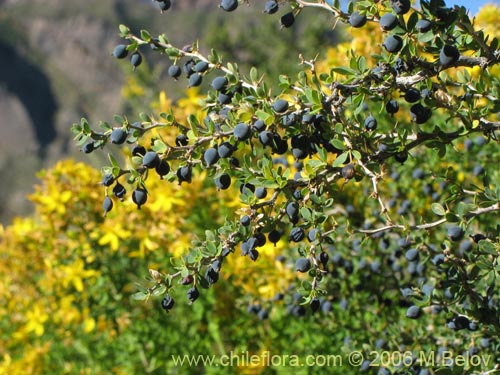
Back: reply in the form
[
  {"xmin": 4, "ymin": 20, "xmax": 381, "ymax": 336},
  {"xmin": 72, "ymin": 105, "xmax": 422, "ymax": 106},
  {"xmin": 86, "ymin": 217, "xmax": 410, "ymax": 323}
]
[
  {"xmin": 327, "ymin": 0, "xmax": 500, "ymax": 15},
  {"xmin": 451, "ymin": 0, "xmax": 500, "ymax": 14}
]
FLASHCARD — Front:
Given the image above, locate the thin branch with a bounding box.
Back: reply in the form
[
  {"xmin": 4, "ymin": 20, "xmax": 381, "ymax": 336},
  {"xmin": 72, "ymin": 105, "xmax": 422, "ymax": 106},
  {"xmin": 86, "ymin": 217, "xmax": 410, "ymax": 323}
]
[
  {"xmin": 356, "ymin": 159, "xmax": 388, "ymax": 215},
  {"xmin": 358, "ymin": 202, "xmax": 500, "ymax": 235}
]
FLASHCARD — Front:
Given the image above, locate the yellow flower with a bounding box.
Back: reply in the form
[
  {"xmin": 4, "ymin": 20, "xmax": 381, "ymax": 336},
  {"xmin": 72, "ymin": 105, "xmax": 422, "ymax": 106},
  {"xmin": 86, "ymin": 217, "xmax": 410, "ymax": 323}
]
[
  {"xmin": 60, "ymin": 258, "xmax": 99, "ymax": 292},
  {"xmin": 24, "ymin": 304, "xmax": 49, "ymax": 336}
]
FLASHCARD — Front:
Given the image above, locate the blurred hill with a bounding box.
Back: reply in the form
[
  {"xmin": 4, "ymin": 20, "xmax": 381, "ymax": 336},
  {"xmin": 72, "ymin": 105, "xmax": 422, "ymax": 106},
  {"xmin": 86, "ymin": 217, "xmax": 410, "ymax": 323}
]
[{"xmin": 0, "ymin": 0, "xmax": 339, "ymax": 223}]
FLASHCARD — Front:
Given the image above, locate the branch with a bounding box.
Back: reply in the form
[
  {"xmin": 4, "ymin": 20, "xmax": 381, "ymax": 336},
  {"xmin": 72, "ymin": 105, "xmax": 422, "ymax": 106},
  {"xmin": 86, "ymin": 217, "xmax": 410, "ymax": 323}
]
[
  {"xmin": 356, "ymin": 159, "xmax": 388, "ymax": 215},
  {"xmin": 357, "ymin": 203, "xmax": 500, "ymax": 235}
]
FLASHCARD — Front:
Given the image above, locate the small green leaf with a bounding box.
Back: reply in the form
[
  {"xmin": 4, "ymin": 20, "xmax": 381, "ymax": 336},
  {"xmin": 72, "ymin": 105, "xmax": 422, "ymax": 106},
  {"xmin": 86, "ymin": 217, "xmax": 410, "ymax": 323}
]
[
  {"xmin": 330, "ymin": 139, "xmax": 345, "ymax": 151},
  {"xmin": 249, "ymin": 67, "xmax": 258, "ymax": 82},
  {"xmin": 119, "ymin": 24, "xmax": 130, "ymax": 36},
  {"xmin": 151, "ymin": 284, "xmax": 167, "ymax": 297},
  {"xmin": 151, "ymin": 140, "xmax": 168, "ymax": 154},
  {"xmin": 140, "ymin": 29, "xmax": 151, "ymax": 42},
  {"xmin": 332, "ymin": 152, "xmax": 349, "ymax": 168},
  {"xmin": 131, "ymin": 292, "xmax": 148, "ymax": 301},
  {"xmin": 108, "ymin": 153, "xmax": 120, "ymax": 169},
  {"xmin": 331, "ymin": 67, "xmax": 356, "ymax": 76},
  {"xmin": 431, "ymin": 203, "xmax": 446, "ymax": 216}
]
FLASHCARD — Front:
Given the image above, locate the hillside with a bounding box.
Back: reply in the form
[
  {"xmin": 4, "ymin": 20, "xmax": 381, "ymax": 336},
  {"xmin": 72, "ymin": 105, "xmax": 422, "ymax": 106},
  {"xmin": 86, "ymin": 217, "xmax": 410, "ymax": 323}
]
[{"xmin": 0, "ymin": 0, "xmax": 339, "ymax": 222}]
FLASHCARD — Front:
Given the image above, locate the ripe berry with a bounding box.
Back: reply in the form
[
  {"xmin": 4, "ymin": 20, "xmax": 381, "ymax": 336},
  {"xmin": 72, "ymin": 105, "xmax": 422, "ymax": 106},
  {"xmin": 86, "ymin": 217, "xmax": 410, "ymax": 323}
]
[
  {"xmin": 268, "ymin": 230, "xmax": 282, "ymax": 245},
  {"xmin": 161, "ymin": 294, "xmax": 175, "ymax": 311},
  {"xmin": 203, "ymin": 147, "xmax": 219, "ymax": 167},
  {"xmin": 341, "ymin": 164, "xmax": 355, "ymax": 180},
  {"xmin": 289, "ymin": 227, "xmax": 305, "ymax": 242},
  {"xmin": 132, "ymin": 145, "xmax": 146, "ymax": 156},
  {"xmin": 264, "ymin": 0, "xmax": 279, "ymax": 14},
  {"xmin": 416, "ymin": 19, "xmax": 433, "ymax": 33},
  {"xmin": 439, "ymin": 44, "xmax": 460, "ymax": 66},
  {"xmin": 177, "ymin": 166, "xmax": 192, "ymax": 184},
  {"xmin": 255, "ymin": 187, "xmax": 267, "ymax": 199},
  {"xmin": 205, "ymin": 266, "xmax": 219, "ymax": 286},
  {"xmin": 272, "ymin": 99, "xmax": 289, "ymax": 114},
  {"xmin": 282, "ymin": 113, "xmax": 297, "ymax": 127},
  {"xmin": 295, "ymin": 257, "xmax": 311, "ymax": 273},
  {"xmin": 410, "ymin": 103, "xmax": 432, "ymax": 124},
  {"xmin": 349, "ymin": 12, "xmax": 367, "ymax": 28},
  {"xmin": 182, "ymin": 59, "xmax": 195, "ymax": 76},
  {"xmin": 404, "ymin": 88, "xmax": 421, "ymax": 103},
  {"xmin": 240, "ymin": 215, "xmax": 251, "ymax": 226},
  {"xmin": 142, "ymin": 151, "xmax": 160, "ymax": 169},
  {"xmin": 168, "ymin": 65, "xmax": 182, "ymax": 79},
  {"xmin": 249, "ymin": 249, "xmax": 259, "ymax": 261},
  {"xmin": 257, "ymin": 308, "xmax": 268, "ymax": 320},
  {"xmin": 391, "ymin": 0, "xmax": 411, "ymax": 15},
  {"xmin": 240, "ymin": 183, "xmax": 255, "ymax": 195},
  {"xmin": 447, "ymin": 225, "xmax": 465, "ymax": 241},
  {"xmin": 155, "ymin": 159, "xmax": 170, "ymax": 178},
  {"xmin": 132, "ymin": 188, "xmax": 147, "ymax": 209},
  {"xmin": 188, "ymin": 73, "xmax": 203, "ymax": 87},
  {"xmin": 286, "ymin": 202, "xmax": 299, "ymax": 222},
  {"xmin": 211, "ymin": 76, "xmax": 228, "ymax": 91},
  {"xmin": 310, "ymin": 298, "xmax": 321, "ymax": 314},
  {"xmin": 187, "ymin": 286, "xmax": 199, "ymax": 303},
  {"xmin": 113, "ymin": 182, "xmax": 126, "ymax": 201},
  {"xmin": 405, "ymin": 248, "xmax": 419, "ymax": 261},
  {"xmin": 103, "ymin": 196, "xmax": 113, "ymax": 216},
  {"xmin": 110, "ymin": 128, "xmax": 128, "ymax": 144},
  {"xmin": 307, "ymin": 228, "xmax": 319, "ymax": 242},
  {"xmin": 101, "ymin": 174, "xmax": 115, "ymax": 187},
  {"xmin": 379, "ymin": 13, "xmax": 399, "ymax": 31},
  {"xmin": 82, "ymin": 142, "xmax": 95, "ymax": 154},
  {"xmin": 385, "ymin": 99, "xmax": 400, "ymax": 114},
  {"xmin": 318, "ymin": 251, "xmax": 329, "ymax": 266},
  {"xmin": 194, "ymin": 61, "xmax": 209, "ymax": 73},
  {"xmin": 214, "ymin": 173, "xmax": 231, "ymax": 190},
  {"xmin": 211, "ymin": 257, "xmax": 223, "ymax": 273},
  {"xmin": 158, "ymin": 0, "xmax": 171, "ymax": 11},
  {"xmin": 217, "ymin": 142, "xmax": 234, "ymax": 158},
  {"xmin": 234, "ymin": 123, "xmax": 252, "ymax": 141},
  {"xmin": 406, "ymin": 305, "xmax": 421, "ymax": 319},
  {"xmin": 394, "ymin": 150, "xmax": 408, "ymax": 164},
  {"xmin": 130, "ymin": 52, "xmax": 142, "ymax": 68},
  {"xmin": 253, "ymin": 120, "xmax": 266, "ymax": 132},
  {"xmin": 280, "ymin": 12, "xmax": 295, "ymax": 28},
  {"xmin": 181, "ymin": 274, "xmax": 194, "ymax": 285},
  {"xmin": 259, "ymin": 131, "xmax": 274, "ymax": 147},
  {"xmin": 383, "ymin": 35, "xmax": 403, "ymax": 53},
  {"xmin": 175, "ymin": 134, "xmax": 188, "ymax": 147},
  {"xmin": 113, "ymin": 44, "xmax": 128, "ymax": 59},
  {"xmin": 218, "ymin": 92, "xmax": 232, "ymax": 104},
  {"xmin": 364, "ymin": 115, "xmax": 377, "ymax": 131},
  {"xmin": 220, "ymin": 0, "xmax": 238, "ymax": 11}
]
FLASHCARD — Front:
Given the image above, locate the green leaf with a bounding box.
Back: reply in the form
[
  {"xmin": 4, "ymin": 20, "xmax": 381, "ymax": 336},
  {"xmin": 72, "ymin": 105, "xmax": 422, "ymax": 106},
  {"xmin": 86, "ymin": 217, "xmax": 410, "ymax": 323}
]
[
  {"xmin": 113, "ymin": 115, "xmax": 124, "ymax": 125},
  {"xmin": 330, "ymin": 139, "xmax": 345, "ymax": 151},
  {"xmin": 108, "ymin": 153, "xmax": 120, "ymax": 169},
  {"xmin": 478, "ymin": 240, "xmax": 497, "ymax": 255},
  {"xmin": 249, "ymin": 67, "xmax": 258, "ymax": 82},
  {"xmin": 140, "ymin": 29, "xmax": 151, "ymax": 42},
  {"xmin": 187, "ymin": 114, "xmax": 199, "ymax": 137},
  {"xmin": 332, "ymin": 152, "xmax": 349, "ymax": 168},
  {"xmin": 131, "ymin": 292, "xmax": 148, "ymax": 301},
  {"xmin": 151, "ymin": 140, "xmax": 168, "ymax": 154},
  {"xmin": 119, "ymin": 24, "xmax": 130, "ymax": 36},
  {"xmin": 331, "ymin": 67, "xmax": 356, "ymax": 76},
  {"xmin": 431, "ymin": 203, "xmax": 446, "ymax": 216},
  {"xmin": 151, "ymin": 284, "xmax": 167, "ymax": 297},
  {"xmin": 139, "ymin": 113, "xmax": 151, "ymax": 123}
]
